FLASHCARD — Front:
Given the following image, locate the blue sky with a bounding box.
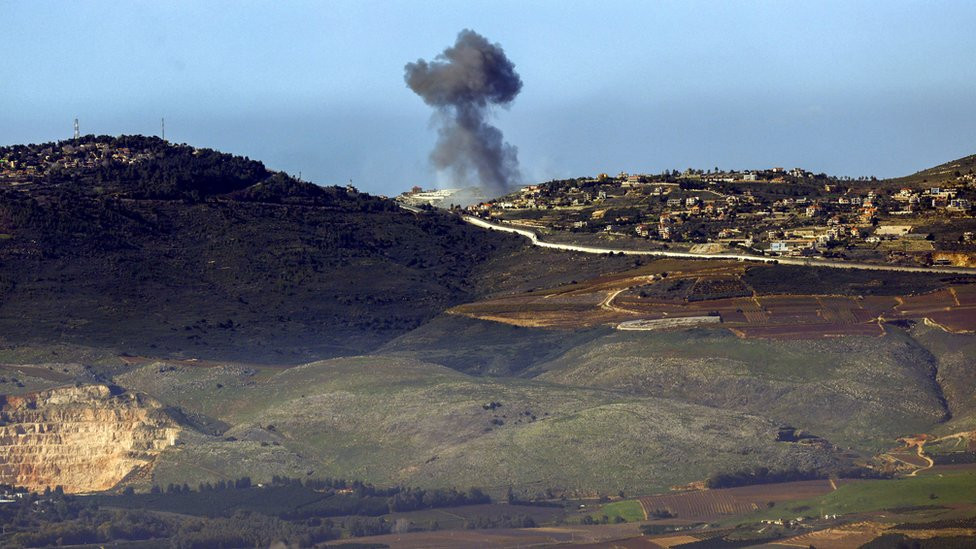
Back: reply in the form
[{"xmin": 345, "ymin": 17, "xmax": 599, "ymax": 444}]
[{"xmin": 2, "ymin": 0, "xmax": 975, "ymax": 196}]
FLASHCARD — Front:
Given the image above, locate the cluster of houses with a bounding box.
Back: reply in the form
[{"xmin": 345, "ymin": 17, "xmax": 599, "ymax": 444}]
[
  {"xmin": 0, "ymin": 485, "xmax": 29, "ymax": 504},
  {"xmin": 893, "ymin": 187, "xmax": 971, "ymax": 213},
  {"xmin": 0, "ymin": 142, "xmax": 153, "ymax": 182},
  {"xmin": 397, "ymin": 186, "xmax": 488, "ymax": 209},
  {"xmin": 462, "ymin": 168, "xmax": 975, "ymax": 257}
]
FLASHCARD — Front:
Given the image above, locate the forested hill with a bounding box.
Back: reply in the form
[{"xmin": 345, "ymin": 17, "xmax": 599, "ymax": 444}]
[
  {"xmin": 1, "ymin": 134, "xmax": 390, "ymax": 205},
  {"xmin": 0, "ymin": 135, "xmax": 525, "ymax": 362}
]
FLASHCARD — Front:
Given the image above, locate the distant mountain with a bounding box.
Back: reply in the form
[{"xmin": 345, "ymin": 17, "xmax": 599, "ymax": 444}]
[
  {"xmin": 0, "ymin": 135, "xmax": 526, "ymax": 362},
  {"xmin": 886, "ymin": 153, "xmax": 976, "ymax": 187}
]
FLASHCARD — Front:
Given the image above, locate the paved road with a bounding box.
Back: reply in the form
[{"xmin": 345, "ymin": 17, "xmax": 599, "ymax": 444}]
[{"xmin": 460, "ymin": 215, "xmax": 976, "ymax": 276}]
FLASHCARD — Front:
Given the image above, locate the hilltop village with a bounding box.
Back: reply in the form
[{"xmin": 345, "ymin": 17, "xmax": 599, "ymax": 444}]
[
  {"xmin": 6, "ymin": 139, "xmax": 976, "ymax": 267},
  {"xmin": 0, "ymin": 139, "xmax": 156, "ymax": 180},
  {"xmin": 402, "ymin": 166, "xmax": 976, "ymax": 267}
]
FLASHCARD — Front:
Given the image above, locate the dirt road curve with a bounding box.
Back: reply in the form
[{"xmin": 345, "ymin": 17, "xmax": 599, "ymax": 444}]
[{"xmin": 461, "ymin": 215, "xmax": 976, "ymax": 276}]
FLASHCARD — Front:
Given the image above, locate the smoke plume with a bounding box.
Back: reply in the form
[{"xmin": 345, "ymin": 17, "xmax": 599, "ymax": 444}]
[{"xmin": 405, "ymin": 29, "xmax": 522, "ymax": 196}]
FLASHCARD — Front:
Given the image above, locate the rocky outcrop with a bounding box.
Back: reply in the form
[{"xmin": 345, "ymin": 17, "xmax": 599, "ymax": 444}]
[{"xmin": 0, "ymin": 384, "xmax": 180, "ymax": 493}]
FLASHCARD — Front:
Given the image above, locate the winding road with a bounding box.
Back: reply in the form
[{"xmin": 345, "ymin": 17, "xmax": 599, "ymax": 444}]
[{"xmin": 460, "ymin": 215, "xmax": 976, "ymax": 276}]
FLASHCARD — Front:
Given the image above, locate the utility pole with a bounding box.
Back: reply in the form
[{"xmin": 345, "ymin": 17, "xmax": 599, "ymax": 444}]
[{"xmin": 73, "ymin": 118, "xmax": 80, "ymax": 139}]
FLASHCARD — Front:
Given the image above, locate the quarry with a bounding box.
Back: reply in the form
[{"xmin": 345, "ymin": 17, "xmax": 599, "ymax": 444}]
[{"xmin": 0, "ymin": 385, "xmax": 180, "ymax": 493}]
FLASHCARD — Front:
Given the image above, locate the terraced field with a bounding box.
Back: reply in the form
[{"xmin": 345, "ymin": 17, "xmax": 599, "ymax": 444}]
[
  {"xmin": 768, "ymin": 522, "xmax": 889, "ymax": 549},
  {"xmin": 451, "ymin": 259, "xmax": 976, "ymax": 338},
  {"xmin": 898, "ymin": 285, "xmax": 976, "ymax": 333}
]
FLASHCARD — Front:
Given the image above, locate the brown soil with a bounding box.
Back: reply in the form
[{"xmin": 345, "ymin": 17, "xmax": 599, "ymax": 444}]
[
  {"xmin": 450, "ymin": 260, "xmax": 976, "ymax": 339},
  {"xmin": 637, "ymin": 479, "xmax": 848, "ymax": 522}
]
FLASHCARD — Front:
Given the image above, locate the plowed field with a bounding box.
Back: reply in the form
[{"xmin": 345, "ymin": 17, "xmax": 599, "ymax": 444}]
[
  {"xmin": 451, "ymin": 261, "xmax": 976, "ymax": 339},
  {"xmin": 637, "ymin": 480, "xmax": 850, "ymax": 521}
]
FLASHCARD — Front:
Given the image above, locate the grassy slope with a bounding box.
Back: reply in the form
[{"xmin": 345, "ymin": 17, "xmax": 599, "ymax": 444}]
[
  {"xmin": 116, "ymin": 356, "xmax": 841, "ymax": 495},
  {"xmin": 534, "ymin": 328, "xmax": 950, "ymax": 451},
  {"xmin": 377, "ymin": 314, "xmax": 613, "ymax": 376},
  {"xmin": 886, "ymin": 154, "xmax": 976, "ymax": 188},
  {"xmin": 909, "ymin": 324, "xmax": 976, "ymax": 427},
  {"xmin": 591, "ymin": 500, "xmax": 646, "ymax": 522}
]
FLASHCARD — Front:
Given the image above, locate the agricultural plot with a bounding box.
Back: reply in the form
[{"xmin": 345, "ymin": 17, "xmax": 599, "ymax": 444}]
[
  {"xmin": 637, "ymin": 479, "xmax": 843, "ymax": 522},
  {"xmin": 452, "ymin": 258, "xmax": 975, "ymax": 339},
  {"xmin": 769, "ymin": 522, "xmax": 889, "ymax": 549},
  {"xmin": 640, "ymin": 490, "xmax": 757, "ymax": 521},
  {"xmin": 895, "ymin": 285, "xmax": 976, "ymax": 332},
  {"xmin": 589, "ymin": 499, "xmax": 647, "ymax": 522},
  {"xmin": 746, "ymin": 467, "xmax": 976, "ymax": 521},
  {"xmin": 884, "ymin": 449, "xmax": 931, "ymax": 469},
  {"xmin": 688, "ymin": 277, "xmax": 752, "ymax": 301},
  {"xmin": 896, "ymin": 288, "xmax": 959, "ymax": 314},
  {"xmin": 349, "ymin": 522, "xmax": 642, "ymax": 549},
  {"xmin": 643, "ymin": 534, "xmax": 707, "ymax": 548},
  {"xmin": 381, "ymin": 502, "xmax": 566, "ymax": 530}
]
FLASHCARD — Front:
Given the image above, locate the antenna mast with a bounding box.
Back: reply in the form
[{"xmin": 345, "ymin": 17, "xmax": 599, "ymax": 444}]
[
  {"xmin": 161, "ymin": 117, "xmax": 165, "ymax": 141},
  {"xmin": 73, "ymin": 118, "xmax": 80, "ymax": 139}
]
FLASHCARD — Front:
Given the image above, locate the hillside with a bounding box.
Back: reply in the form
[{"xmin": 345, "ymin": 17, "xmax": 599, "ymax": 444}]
[
  {"xmin": 114, "ymin": 355, "xmax": 843, "ymax": 495},
  {"xmin": 534, "ymin": 328, "xmax": 949, "ymax": 451},
  {"xmin": 887, "ymin": 153, "xmax": 976, "ymax": 188},
  {"xmin": 461, "ymin": 152, "xmax": 976, "ymax": 268},
  {"xmin": 0, "ymin": 135, "xmax": 973, "ymax": 510},
  {"xmin": 0, "ymin": 135, "xmax": 532, "ymax": 362}
]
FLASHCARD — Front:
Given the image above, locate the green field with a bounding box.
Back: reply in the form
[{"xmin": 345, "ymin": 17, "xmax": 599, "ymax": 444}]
[
  {"xmin": 743, "ymin": 469, "xmax": 976, "ymax": 523},
  {"xmin": 589, "ymin": 500, "xmax": 645, "ymax": 522}
]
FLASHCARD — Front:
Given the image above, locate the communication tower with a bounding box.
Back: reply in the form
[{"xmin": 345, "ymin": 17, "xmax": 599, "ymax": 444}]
[{"xmin": 161, "ymin": 118, "xmax": 165, "ymax": 141}]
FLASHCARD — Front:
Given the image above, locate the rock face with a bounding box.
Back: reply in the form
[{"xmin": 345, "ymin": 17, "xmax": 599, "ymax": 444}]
[{"xmin": 0, "ymin": 384, "xmax": 180, "ymax": 493}]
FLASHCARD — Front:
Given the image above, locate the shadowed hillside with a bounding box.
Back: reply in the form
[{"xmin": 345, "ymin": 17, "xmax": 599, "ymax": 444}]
[{"xmin": 0, "ymin": 136, "xmax": 528, "ymax": 362}]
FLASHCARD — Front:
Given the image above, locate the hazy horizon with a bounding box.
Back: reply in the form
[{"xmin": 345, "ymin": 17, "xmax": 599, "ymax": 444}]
[{"xmin": 3, "ymin": 1, "xmax": 975, "ymax": 196}]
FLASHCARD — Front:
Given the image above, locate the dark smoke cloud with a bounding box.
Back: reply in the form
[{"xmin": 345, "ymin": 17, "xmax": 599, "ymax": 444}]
[{"xmin": 405, "ymin": 29, "xmax": 522, "ymax": 196}]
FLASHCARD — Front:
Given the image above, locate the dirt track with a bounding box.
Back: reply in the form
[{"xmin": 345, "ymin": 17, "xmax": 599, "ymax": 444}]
[{"xmin": 894, "ymin": 430, "xmax": 976, "ymax": 476}]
